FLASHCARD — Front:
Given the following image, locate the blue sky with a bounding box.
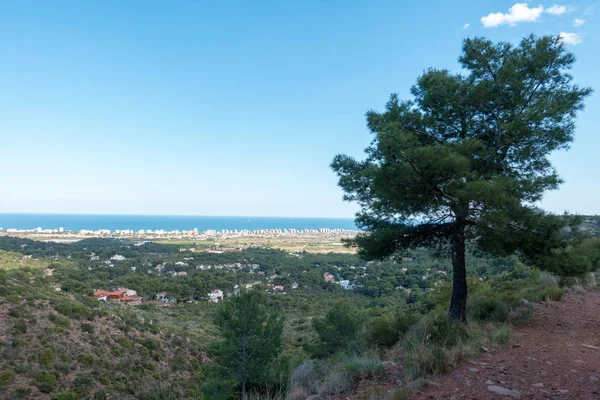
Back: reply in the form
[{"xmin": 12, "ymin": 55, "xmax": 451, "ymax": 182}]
[{"xmin": 0, "ymin": 1, "xmax": 597, "ymax": 218}]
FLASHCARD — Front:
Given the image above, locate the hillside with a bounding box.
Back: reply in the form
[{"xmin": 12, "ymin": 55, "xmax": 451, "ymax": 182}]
[
  {"xmin": 0, "ymin": 235, "xmax": 598, "ymax": 399},
  {"xmin": 0, "ymin": 260, "xmax": 203, "ymax": 399}
]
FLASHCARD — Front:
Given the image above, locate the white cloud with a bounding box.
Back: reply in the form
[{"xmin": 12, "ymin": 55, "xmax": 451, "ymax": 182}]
[
  {"xmin": 463, "ymin": 23, "xmax": 470, "ymax": 29},
  {"xmin": 573, "ymin": 18, "xmax": 585, "ymax": 27},
  {"xmin": 559, "ymin": 31, "xmax": 582, "ymax": 45},
  {"xmin": 546, "ymin": 4, "xmax": 568, "ymax": 15},
  {"xmin": 481, "ymin": 3, "xmax": 544, "ymax": 28}
]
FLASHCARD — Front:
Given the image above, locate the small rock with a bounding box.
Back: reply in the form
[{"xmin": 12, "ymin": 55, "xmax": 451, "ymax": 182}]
[
  {"xmin": 486, "ymin": 380, "xmax": 495, "ymax": 385},
  {"xmin": 382, "ymin": 361, "xmax": 397, "ymax": 369},
  {"xmin": 481, "ymin": 346, "xmax": 490, "ymax": 352},
  {"xmin": 468, "ymin": 368, "xmax": 479, "ymax": 373},
  {"xmin": 557, "ymin": 389, "xmax": 569, "ymax": 394},
  {"xmin": 533, "ymin": 383, "xmax": 544, "ymax": 388},
  {"xmin": 590, "ymin": 376, "xmax": 599, "ymax": 382},
  {"xmin": 488, "ymin": 385, "xmax": 521, "ymax": 398}
]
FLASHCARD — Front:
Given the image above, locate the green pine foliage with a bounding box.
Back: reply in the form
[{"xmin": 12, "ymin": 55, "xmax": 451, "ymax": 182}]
[
  {"xmin": 332, "ymin": 35, "xmax": 592, "ymax": 322},
  {"xmin": 204, "ymin": 290, "xmax": 284, "ymax": 399}
]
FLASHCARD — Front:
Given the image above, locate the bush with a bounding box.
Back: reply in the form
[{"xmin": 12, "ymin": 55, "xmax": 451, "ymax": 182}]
[
  {"xmin": 542, "ymin": 286, "xmax": 563, "ymax": 301},
  {"xmin": 51, "ymin": 299, "xmax": 92, "ymax": 319},
  {"xmin": 6, "ymin": 294, "xmax": 20, "ymax": 304},
  {"xmin": 467, "ymin": 294, "xmax": 511, "ymax": 322},
  {"xmin": 81, "ymin": 323, "xmax": 94, "ymax": 334},
  {"xmin": 319, "ymin": 368, "xmax": 352, "ymax": 394},
  {"xmin": 35, "ymin": 371, "xmax": 56, "ymax": 393},
  {"xmin": 401, "ymin": 313, "xmax": 465, "ymax": 380},
  {"xmin": 340, "ymin": 357, "xmax": 385, "ymax": 380},
  {"xmin": 309, "ymin": 301, "xmax": 361, "ymax": 357},
  {"xmin": 76, "ymin": 353, "xmax": 94, "ymax": 366},
  {"xmin": 72, "ymin": 373, "xmax": 93, "ymax": 396},
  {"xmin": 200, "ymin": 377, "xmax": 237, "ymax": 400},
  {"xmin": 52, "ymin": 391, "xmax": 78, "ymax": 400},
  {"xmin": 427, "ymin": 313, "xmax": 467, "ymax": 347},
  {"xmin": 118, "ymin": 337, "xmax": 133, "ymax": 349},
  {"xmin": 0, "ymin": 370, "xmax": 16, "ymax": 386},
  {"xmin": 38, "ymin": 347, "xmax": 54, "ymax": 366},
  {"xmin": 49, "ymin": 313, "xmax": 71, "ymax": 328},
  {"xmin": 492, "ymin": 326, "xmax": 512, "ymax": 345},
  {"xmin": 289, "ymin": 360, "xmax": 318, "ymax": 393},
  {"xmin": 13, "ymin": 320, "xmax": 27, "ymax": 334},
  {"xmin": 54, "ymin": 361, "xmax": 71, "ymax": 373}
]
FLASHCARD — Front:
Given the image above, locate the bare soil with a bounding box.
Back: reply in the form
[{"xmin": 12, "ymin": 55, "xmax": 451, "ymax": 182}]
[{"xmin": 411, "ymin": 290, "xmax": 600, "ymax": 399}]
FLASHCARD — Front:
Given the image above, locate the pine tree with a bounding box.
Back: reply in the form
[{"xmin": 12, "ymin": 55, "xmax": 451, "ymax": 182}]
[
  {"xmin": 208, "ymin": 290, "xmax": 284, "ymax": 398},
  {"xmin": 332, "ymin": 35, "xmax": 592, "ymax": 322}
]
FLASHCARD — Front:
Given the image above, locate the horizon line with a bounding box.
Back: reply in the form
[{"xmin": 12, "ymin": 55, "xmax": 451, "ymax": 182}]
[{"xmin": 0, "ymin": 212, "xmax": 357, "ymax": 220}]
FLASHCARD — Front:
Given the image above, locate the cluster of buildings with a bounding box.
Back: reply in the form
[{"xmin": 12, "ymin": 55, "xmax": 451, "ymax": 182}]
[
  {"xmin": 1, "ymin": 226, "xmax": 358, "ymax": 240},
  {"xmin": 92, "ymin": 288, "xmax": 143, "ymax": 305}
]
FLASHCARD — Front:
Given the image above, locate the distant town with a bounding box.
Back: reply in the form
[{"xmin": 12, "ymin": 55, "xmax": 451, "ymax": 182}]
[{"xmin": 0, "ymin": 226, "xmax": 359, "ymax": 241}]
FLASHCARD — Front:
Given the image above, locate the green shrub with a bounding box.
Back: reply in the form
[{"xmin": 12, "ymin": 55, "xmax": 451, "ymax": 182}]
[
  {"xmin": 118, "ymin": 337, "xmax": 133, "ymax": 349},
  {"xmin": 467, "ymin": 294, "xmax": 511, "ymax": 322},
  {"xmin": 13, "ymin": 320, "xmax": 27, "ymax": 334},
  {"xmin": 71, "ymin": 373, "xmax": 93, "ymax": 396},
  {"xmin": 6, "ymin": 294, "xmax": 20, "ymax": 304},
  {"xmin": 542, "ymin": 286, "xmax": 563, "ymax": 301},
  {"xmin": 49, "ymin": 313, "xmax": 71, "ymax": 328},
  {"xmin": 319, "ymin": 369, "xmax": 352, "ymax": 394},
  {"xmin": 401, "ymin": 313, "xmax": 463, "ymax": 380},
  {"xmin": 54, "ymin": 361, "xmax": 71, "ymax": 373},
  {"xmin": 309, "ymin": 301, "xmax": 361, "ymax": 357},
  {"xmin": 366, "ymin": 317, "xmax": 398, "ymax": 349},
  {"xmin": 0, "ymin": 370, "xmax": 16, "ymax": 386},
  {"xmin": 34, "ymin": 371, "xmax": 56, "ymax": 393},
  {"xmin": 340, "ymin": 357, "xmax": 385, "ymax": 380},
  {"xmin": 76, "ymin": 353, "xmax": 94, "ymax": 366},
  {"xmin": 81, "ymin": 323, "xmax": 94, "ymax": 334},
  {"xmin": 200, "ymin": 377, "xmax": 237, "ymax": 400},
  {"xmin": 51, "ymin": 299, "xmax": 92, "ymax": 319},
  {"xmin": 427, "ymin": 313, "xmax": 467, "ymax": 347},
  {"xmin": 38, "ymin": 347, "xmax": 54, "ymax": 366},
  {"xmin": 492, "ymin": 326, "xmax": 512, "ymax": 346},
  {"xmin": 52, "ymin": 390, "xmax": 78, "ymax": 400}
]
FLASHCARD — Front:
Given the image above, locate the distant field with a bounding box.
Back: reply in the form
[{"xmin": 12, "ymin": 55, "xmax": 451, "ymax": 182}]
[
  {"xmin": 0, "ymin": 233, "xmax": 358, "ymax": 254},
  {"xmin": 154, "ymin": 236, "xmax": 357, "ymax": 254}
]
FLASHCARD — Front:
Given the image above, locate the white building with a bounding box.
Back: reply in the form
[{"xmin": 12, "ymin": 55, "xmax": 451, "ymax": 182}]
[{"xmin": 208, "ymin": 289, "xmax": 224, "ymax": 303}]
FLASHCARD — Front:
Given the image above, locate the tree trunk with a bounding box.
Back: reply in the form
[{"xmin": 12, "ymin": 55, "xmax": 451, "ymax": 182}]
[{"xmin": 449, "ymin": 225, "xmax": 468, "ymax": 323}]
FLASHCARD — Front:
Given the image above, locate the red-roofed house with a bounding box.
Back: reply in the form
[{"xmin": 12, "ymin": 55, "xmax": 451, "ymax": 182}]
[
  {"xmin": 107, "ymin": 290, "xmax": 127, "ymax": 300},
  {"xmin": 93, "ymin": 290, "xmax": 110, "ymax": 301}
]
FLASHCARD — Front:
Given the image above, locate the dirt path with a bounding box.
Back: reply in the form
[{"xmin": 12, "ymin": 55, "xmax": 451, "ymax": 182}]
[{"xmin": 411, "ymin": 290, "xmax": 600, "ymax": 399}]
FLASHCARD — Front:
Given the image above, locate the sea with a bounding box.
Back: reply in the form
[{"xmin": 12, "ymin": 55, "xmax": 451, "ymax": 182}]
[{"xmin": 0, "ymin": 214, "xmax": 358, "ymax": 232}]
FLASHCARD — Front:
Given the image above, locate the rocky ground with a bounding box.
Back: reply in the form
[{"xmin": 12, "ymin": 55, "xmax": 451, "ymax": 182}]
[{"xmin": 411, "ymin": 290, "xmax": 600, "ymax": 399}]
